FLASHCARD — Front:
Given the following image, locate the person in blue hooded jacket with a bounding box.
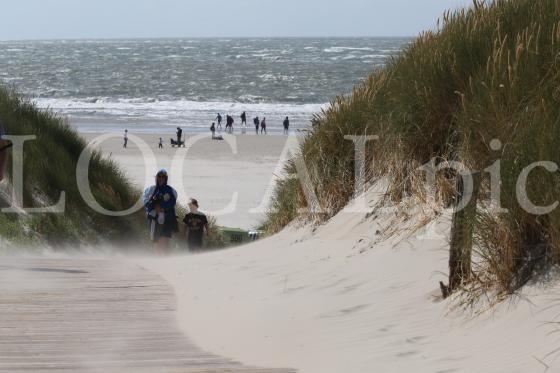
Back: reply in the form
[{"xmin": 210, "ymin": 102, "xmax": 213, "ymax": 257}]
[
  {"xmin": 142, "ymin": 169, "xmax": 178, "ymax": 254},
  {"xmin": 0, "ymin": 119, "xmax": 11, "ymax": 182}
]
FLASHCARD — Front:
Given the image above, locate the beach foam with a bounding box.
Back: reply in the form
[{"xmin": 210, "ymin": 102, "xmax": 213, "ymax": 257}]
[{"xmin": 37, "ymin": 98, "xmax": 327, "ymax": 133}]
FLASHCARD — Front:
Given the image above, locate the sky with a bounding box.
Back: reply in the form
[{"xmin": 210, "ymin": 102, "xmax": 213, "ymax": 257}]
[{"xmin": 0, "ymin": 0, "xmax": 471, "ymax": 40}]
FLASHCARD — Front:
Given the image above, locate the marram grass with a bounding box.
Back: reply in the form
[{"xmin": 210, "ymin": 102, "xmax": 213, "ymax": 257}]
[
  {"xmin": 0, "ymin": 87, "xmax": 147, "ymax": 247},
  {"xmin": 264, "ymin": 0, "xmax": 560, "ymax": 295}
]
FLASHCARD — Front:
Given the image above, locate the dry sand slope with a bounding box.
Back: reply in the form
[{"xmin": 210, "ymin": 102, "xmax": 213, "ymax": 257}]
[
  {"xmin": 136, "ymin": 182, "xmax": 560, "ymax": 373},
  {"xmin": 0, "ymin": 257, "xmax": 293, "ymax": 373}
]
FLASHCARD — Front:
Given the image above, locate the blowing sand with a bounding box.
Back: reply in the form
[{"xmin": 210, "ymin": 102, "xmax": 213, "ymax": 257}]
[
  {"xmin": 83, "ymin": 132, "xmax": 295, "ymax": 230},
  {"xmin": 0, "ymin": 257, "xmax": 293, "ymax": 372},
  {"xmin": 83, "ymin": 131, "xmax": 560, "ymax": 373},
  {"xmin": 134, "ymin": 183, "xmax": 560, "ymax": 373}
]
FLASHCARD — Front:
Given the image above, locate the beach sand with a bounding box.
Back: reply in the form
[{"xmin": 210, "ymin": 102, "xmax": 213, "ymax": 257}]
[
  {"xmin": 85, "ymin": 131, "xmax": 560, "ymax": 373},
  {"xmin": 133, "ymin": 183, "xmax": 560, "ymax": 373},
  {"xmin": 83, "ymin": 132, "xmax": 296, "ymax": 230}
]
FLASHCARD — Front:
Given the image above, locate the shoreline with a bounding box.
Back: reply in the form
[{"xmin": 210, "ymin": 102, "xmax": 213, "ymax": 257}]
[{"xmin": 79, "ymin": 127, "xmax": 305, "ymax": 136}]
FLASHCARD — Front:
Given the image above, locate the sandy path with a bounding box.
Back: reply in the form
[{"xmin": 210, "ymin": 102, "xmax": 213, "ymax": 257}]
[{"xmin": 0, "ymin": 257, "xmax": 294, "ymax": 373}]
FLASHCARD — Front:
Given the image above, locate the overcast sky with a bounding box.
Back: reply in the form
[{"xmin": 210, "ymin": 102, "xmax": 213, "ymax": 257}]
[{"xmin": 0, "ymin": 0, "xmax": 471, "ymax": 40}]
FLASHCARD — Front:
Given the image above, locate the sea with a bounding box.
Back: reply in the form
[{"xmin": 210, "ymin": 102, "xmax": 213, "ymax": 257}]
[{"xmin": 0, "ymin": 38, "xmax": 410, "ymax": 134}]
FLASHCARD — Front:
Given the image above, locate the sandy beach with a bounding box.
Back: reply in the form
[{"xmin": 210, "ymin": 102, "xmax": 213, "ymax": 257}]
[
  {"xmin": 83, "ymin": 132, "xmax": 296, "ymax": 230},
  {"xmin": 5, "ymin": 1, "xmax": 557, "ymax": 373},
  {"xmin": 4, "ymin": 131, "xmax": 556, "ymax": 373}
]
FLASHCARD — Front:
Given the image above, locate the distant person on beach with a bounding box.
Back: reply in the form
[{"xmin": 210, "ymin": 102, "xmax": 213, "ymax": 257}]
[
  {"xmin": 241, "ymin": 112, "xmax": 247, "ymax": 134},
  {"xmin": 176, "ymin": 127, "xmax": 183, "ymax": 143},
  {"xmin": 216, "ymin": 113, "xmax": 223, "ymax": 130},
  {"xmin": 260, "ymin": 117, "xmax": 267, "ymax": 134},
  {"xmin": 283, "ymin": 116, "xmax": 290, "ymax": 135},
  {"xmin": 254, "ymin": 116, "xmax": 260, "ymax": 134},
  {"xmin": 159, "ymin": 137, "xmax": 163, "ymax": 149},
  {"xmin": 123, "ymin": 129, "xmax": 128, "ymax": 148},
  {"xmin": 183, "ymin": 198, "xmax": 208, "ymax": 251},
  {"xmin": 226, "ymin": 115, "xmax": 234, "ymax": 133},
  {"xmin": 210, "ymin": 122, "xmax": 216, "ymax": 139},
  {"xmin": 0, "ymin": 119, "xmax": 11, "ymax": 182},
  {"xmin": 143, "ymin": 169, "xmax": 178, "ymax": 255}
]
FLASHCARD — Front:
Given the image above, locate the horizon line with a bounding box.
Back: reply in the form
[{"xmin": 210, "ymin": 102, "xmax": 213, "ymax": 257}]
[{"xmin": 0, "ymin": 35, "xmax": 416, "ymax": 42}]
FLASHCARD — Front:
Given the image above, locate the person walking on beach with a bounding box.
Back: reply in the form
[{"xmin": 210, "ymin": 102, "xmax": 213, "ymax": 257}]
[
  {"xmin": 241, "ymin": 111, "xmax": 247, "ymax": 134},
  {"xmin": 226, "ymin": 115, "xmax": 234, "ymax": 133},
  {"xmin": 143, "ymin": 169, "xmax": 178, "ymax": 255},
  {"xmin": 158, "ymin": 137, "xmax": 163, "ymax": 149},
  {"xmin": 123, "ymin": 129, "xmax": 128, "ymax": 148},
  {"xmin": 176, "ymin": 127, "xmax": 183, "ymax": 144},
  {"xmin": 254, "ymin": 116, "xmax": 260, "ymax": 134},
  {"xmin": 260, "ymin": 117, "xmax": 267, "ymax": 135},
  {"xmin": 283, "ymin": 116, "xmax": 290, "ymax": 135},
  {"xmin": 0, "ymin": 119, "xmax": 11, "ymax": 182},
  {"xmin": 183, "ymin": 198, "xmax": 208, "ymax": 251},
  {"xmin": 216, "ymin": 113, "xmax": 223, "ymax": 131},
  {"xmin": 210, "ymin": 122, "xmax": 216, "ymax": 139}
]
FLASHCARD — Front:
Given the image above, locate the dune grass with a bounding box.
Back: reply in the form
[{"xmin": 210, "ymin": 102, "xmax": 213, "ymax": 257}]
[
  {"xmin": 0, "ymin": 87, "xmax": 148, "ymax": 247},
  {"xmin": 264, "ymin": 0, "xmax": 560, "ymax": 296}
]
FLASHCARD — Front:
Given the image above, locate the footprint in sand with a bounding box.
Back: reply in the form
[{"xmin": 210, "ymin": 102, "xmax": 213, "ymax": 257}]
[
  {"xmin": 340, "ymin": 304, "xmax": 370, "ymax": 315},
  {"xmin": 317, "ymin": 304, "xmax": 370, "ymax": 319},
  {"xmin": 396, "ymin": 350, "xmax": 420, "ymax": 358},
  {"xmin": 337, "ymin": 282, "xmax": 364, "ymax": 295},
  {"xmin": 378, "ymin": 324, "xmax": 396, "ymax": 332},
  {"xmin": 406, "ymin": 336, "xmax": 427, "ymax": 344}
]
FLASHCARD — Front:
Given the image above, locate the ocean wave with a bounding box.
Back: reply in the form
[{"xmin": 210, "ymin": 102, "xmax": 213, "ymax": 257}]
[
  {"xmin": 324, "ymin": 47, "xmax": 375, "ymax": 53},
  {"xmin": 1, "ymin": 38, "xmax": 409, "ymax": 124},
  {"xmin": 360, "ymin": 54, "xmax": 391, "ymax": 59},
  {"xmin": 33, "ymin": 97, "xmax": 328, "ymax": 119},
  {"xmin": 378, "ymin": 49, "xmax": 401, "ymax": 53}
]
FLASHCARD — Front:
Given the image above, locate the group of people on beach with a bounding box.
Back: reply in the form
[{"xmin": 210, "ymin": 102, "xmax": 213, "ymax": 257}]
[
  {"xmin": 122, "ymin": 111, "xmax": 291, "ymax": 149},
  {"xmin": 211, "ymin": 112, "xmax": 290, "ymax": 138},
  {"xmin": 143, "ymin": 169, "xmax": 208, "ymax": 254}
]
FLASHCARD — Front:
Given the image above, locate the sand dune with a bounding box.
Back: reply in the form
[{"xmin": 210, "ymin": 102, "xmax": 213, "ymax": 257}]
[
  {"xmin": 135, "ymin": 183, "xmax": 560, "ymax": 373},
  {"xmin": 83, "ymin": 131, "xmax": 560, "ymax": 372}
]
